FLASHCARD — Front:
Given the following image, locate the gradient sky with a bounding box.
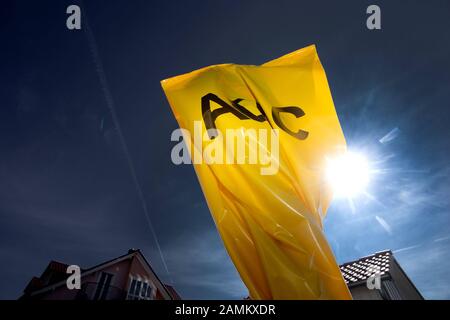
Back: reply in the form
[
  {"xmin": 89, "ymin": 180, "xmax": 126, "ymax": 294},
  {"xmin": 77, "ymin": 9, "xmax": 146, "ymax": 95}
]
[{"xmin": 1, "ymin": 0, "xmax": 449, "ymax": 299}]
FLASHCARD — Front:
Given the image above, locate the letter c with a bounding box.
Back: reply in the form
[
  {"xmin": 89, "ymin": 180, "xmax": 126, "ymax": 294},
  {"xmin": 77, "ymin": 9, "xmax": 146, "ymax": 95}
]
[{"xmin": 271, "ymin": 106, "xmax": 309, "ymax": 140}]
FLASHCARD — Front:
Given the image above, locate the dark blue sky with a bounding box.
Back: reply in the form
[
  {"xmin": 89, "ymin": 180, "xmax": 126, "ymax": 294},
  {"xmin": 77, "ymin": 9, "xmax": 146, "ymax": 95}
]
[{"xmin": 1, "ymin": 0, "xmax": 449, "ymax": 299}]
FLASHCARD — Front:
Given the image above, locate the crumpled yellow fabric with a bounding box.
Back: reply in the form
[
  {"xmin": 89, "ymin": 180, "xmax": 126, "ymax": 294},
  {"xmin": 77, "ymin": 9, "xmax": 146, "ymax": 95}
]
[{"xmin": 161, "ymin": 45, "xmax": 351, "ymax": 299}]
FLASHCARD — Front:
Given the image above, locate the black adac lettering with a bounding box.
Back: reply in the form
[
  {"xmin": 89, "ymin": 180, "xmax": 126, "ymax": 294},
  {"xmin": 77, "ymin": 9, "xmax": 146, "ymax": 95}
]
[
  {"xmin": 201, "ymin": 93, "xmax": 266, "ymax": 139},
  {"xmin": 201, "ymin": 93, "xmax": 309, "ymax": 141},
  {"xmin": 272, "ymin": 106, "xmax": 309, "ymax": 140}
]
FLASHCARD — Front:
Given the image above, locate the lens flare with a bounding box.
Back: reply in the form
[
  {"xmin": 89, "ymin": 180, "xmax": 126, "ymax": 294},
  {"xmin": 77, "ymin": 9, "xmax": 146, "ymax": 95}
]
[{"xmin": 326, "ymin": 151, "xmax": 370, "ymax": 198}]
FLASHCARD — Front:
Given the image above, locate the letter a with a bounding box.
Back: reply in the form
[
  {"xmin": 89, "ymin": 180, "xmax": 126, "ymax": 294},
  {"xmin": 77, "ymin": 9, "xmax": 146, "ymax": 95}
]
[
  {"xmin": 66, "ymin": 265, "xmax": 81, "ymax": 290},
  {"xmin": 367, "ymin": 273, "xmax": 381, "ymax": 290},
  {"xmin": 66, "ymin": 5, "xmax": 81, "ymax": 30},
  {"xmin": 366, "ymin": 5, "xmax": 381, "ymax": 30}
]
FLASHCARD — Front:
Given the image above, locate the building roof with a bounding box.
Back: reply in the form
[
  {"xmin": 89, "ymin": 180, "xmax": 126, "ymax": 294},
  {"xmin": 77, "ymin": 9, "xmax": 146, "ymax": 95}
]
[
  {"xmin": 164, "ymin": 284, "xmax": 182, "ymax": 300},
  {"xmin": 24, "ymin": 260, "xmax": 74, "ymax": 294},
  {"xmin": 339, "ymin": 250, "xmax": 391, "ymax": 287},
  {"xmin": 21, "ymin": 249, "xmax": 180, "ymax": 300}
]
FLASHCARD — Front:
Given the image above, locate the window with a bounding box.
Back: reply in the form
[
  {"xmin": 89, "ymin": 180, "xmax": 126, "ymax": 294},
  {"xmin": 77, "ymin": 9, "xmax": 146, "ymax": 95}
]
[
  {"xmin": 93, "ymin": 272, "xmax": 113, "ymax": 300},
  {"xmin": 146, "ymin": 285, "xmax": 152, "ymax": 298},
  {"xmin": 142, "ymin": 282, "xmax": 148, "ymax": 297},
  {"xmin": 126, "ymin": 277, "xmax": 153, "ymax": 300},
  {"xmin": 381, "ymin": 280, "xmax": 402, "ymax": 300},
  {"xmin": 135, "ymin": 281, "xmax": 142, "ymax": 296},
  {"xmin": 129, "ymin": 279, "xmax": 137, "ymax": 294}
]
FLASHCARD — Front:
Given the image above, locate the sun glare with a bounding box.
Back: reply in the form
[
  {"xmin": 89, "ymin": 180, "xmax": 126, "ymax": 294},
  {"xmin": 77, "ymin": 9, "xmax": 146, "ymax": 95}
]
[{"xmin": 326, "ymin": 151, "xmax": 371, "ymax": 199}]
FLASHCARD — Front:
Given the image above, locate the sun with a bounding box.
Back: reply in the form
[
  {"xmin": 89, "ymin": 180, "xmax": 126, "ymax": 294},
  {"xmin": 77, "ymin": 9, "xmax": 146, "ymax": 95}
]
[{"xmin": 326, "ymin": 151, "xmax": 371, "ymax": 199}]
